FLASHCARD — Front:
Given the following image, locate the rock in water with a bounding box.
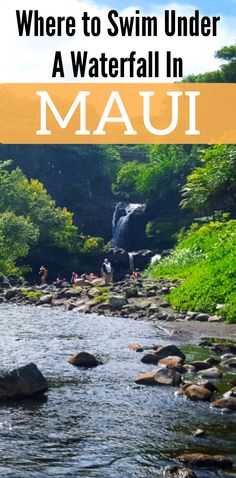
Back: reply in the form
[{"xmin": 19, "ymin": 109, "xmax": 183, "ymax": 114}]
[
  {"xmin": 197, "ymin": 367, "xmax": 223, "ymax": 379},
  {"xmin": 183, "ymin": 384, "xmax": 212, "ymax": 401},
  {"xmin": 177, "ymin": 453, "xmax": 233, "ymax": 469},
  {"xmin": 135, "ymin": 368, "xmax": 182, "ymax": 387},
  {"xmin": 0, "ymin": 363, "xmax": 48, "ymax": 400},
  {"xmin": 128, "ymin": 343, "xmax": 144, "ymax": 352},
  {"xmin": 67, "ymin": 351, "xmax": 101, "ymax": 367},
  {"xmin": 164, "ymin": 465, "xmax": 197, "ymax": 477},
  {"xmin": 153, "ymin": 345, "xmax": 186, "ymax": 361},
  {"xmin": 211, "ymin": 397, "xmax": 236, "ymax": 410}
]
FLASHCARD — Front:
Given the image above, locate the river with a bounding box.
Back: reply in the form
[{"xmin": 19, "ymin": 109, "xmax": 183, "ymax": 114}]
[{"xmin": 0, "ymin": 304, "xmax": 235, "ymax": 478}]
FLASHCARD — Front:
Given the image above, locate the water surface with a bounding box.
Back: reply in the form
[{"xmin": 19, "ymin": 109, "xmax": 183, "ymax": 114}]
[{"xmin": 0, "ymin": 304, "xmax": 235, "ymax": 478}]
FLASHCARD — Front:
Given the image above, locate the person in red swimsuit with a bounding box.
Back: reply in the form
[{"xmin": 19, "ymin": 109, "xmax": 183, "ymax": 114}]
[{"xmin": 39, "ymin": 265, "xmax": 48, "ymax": 285}]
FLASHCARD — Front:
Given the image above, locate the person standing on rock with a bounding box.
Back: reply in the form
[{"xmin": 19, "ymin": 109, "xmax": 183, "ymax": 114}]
[
  {"xmin": 39, "ymin": 265, "xmax": 48, "ymax": 285},
  {"xmin": 101, "ymin": 258, "xmax": 113, "ymax": 285}
]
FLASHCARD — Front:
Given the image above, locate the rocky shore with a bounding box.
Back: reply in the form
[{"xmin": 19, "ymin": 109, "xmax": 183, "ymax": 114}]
[
  {"xmin": 1, "ymin": 275, "xmax": 236, "ymax": 477},
  {"xmin": 1, "ymin": 274, "xmax": 236, "ymax": 340}
]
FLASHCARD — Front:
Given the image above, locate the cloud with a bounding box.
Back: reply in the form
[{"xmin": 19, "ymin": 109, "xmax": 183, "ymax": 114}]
[{"xmin": 1, "ymin": 0, "xmax": 235, "ymax": 82}]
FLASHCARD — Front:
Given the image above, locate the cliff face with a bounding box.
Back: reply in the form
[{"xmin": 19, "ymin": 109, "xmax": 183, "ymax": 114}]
[
  {"xmin": 0, "ymin": 145, "xmax": 151, "ymax": 249},
  {"xmin": 0, "ymin": 145, "xmax": 116, "ymax": 241}
]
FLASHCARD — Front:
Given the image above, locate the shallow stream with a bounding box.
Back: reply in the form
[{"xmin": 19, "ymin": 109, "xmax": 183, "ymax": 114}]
[{"xmin": 0, "ymin": 304, "xmax": 235, "ymax": 478}]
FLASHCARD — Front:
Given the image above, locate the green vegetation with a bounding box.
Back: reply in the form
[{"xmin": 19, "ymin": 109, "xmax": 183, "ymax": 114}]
[
  {"xmin": 20, "ymin": 289, "xmax": 42, "ymax": 300},
  {"xmin": 92, "ymin": 293, "xmax": 109, "ymax": 304},
  {"xmin": 0, "ymin": 160, "xmax": 106, "ymax": 279},
  {"xmin": 148, "ymin": 218, "xmax": 236, "ymax": 322}
]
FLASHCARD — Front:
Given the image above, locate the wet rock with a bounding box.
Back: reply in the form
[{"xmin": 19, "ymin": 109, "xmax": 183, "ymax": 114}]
[
  {"xmin": 183, "ymin": 365, "xmax": 196, "ymax": 374},
  {"xmin": 135, "ymin": 368, "xmax": 182, "ymax": 387},
  {"xmin": 208, "ymin": 315, "xmax": 221, "ymax": 323},
  {"xmin": 148, "ymin": 304, "xmax": 159, "ymax": 316},
  {"xmin": 211, "ymin": 397, "xmax": 236, "ymax": 411},
  {"xmin": 68, "ymin": 352, "xmax": 101, "ymax": 367},
  {"xmin": 125, "ymin": 287, "xmax": 139, "ymax": 299},
  {"xmin": 212, "ymin": 343, "xmax": 236, "ymax": 355},
  {"xmin": 197, "ymin": 380, "xmax": 218, "ymax": 393},
  {"xmin": 205, "ymin": 357, "xmax": 221, "ymax": 366},
  {"xmin": 164, "ymin": 465, "xmax": 197, "ymax": 477},
  {"xmin": 141, "ymin": 353, "xmax": 159, "ymax": 365},
  {"xmin": 161, "ymin": 287, "xmax": 169, "ymax": 294},
  {"xmin": 64, "ymin": 289, "xmax": 82, "ymax": 299},
  {"xmin": 221, "ymin": 357, "xmax": 236, "ymax": 369},
  {"xmin": 4, "ymin": 288, "xmax": 19, "ymax": 300},
  {"xmin": 153, "ymin": 345, "xmax": 186, "ymax": 361},
  {"xmin": 160, "ymin": 302, "xmax": 170, "ymax": 308},
  {"xmin": 195, "ymin": 313, "xmax": 209, "ymax": 322},
  {"xmin": 128, "ymin": 343, "xmax": 144, "ymax": 352},
  {"xmin": 186, "ymin": 311, "xmax": 198, "ymax": 320},
  {"xmin": 109, "ymin": 295, "xmax": 127, "ymax": 309},
  {"xmin": 146, "ymin": 290, "xmax": 157, "ymax": 298},
  {"xmin": 36, "ymin": 294, "xmax": 52, "ymax": 306},
  {"xmin": 159, "ymin": 356, "xmax": 184, "ymax": 368},
  {"xmin": 194, "ymin": 428, "xmax": 207, "ymax": 438},
  {"xmin": 197, "ymin": 367, "xmax": 222, "ymax": 379},
  {"xmin": 183, "ymin": 384, "xmax": 212, "ymax": 401},
  {"xmin": 135, "ymin": 370, "xmax": 159, "ymax": 386},
  {"xmin": 177, "ymin": 453, "xmax": 233, "ymax": 469},
  {"xmin": 189, "ymin": 361, "xmax": 212, "ymax": 372},
  {"xmin": 52, "ymin": 298, "xmax": 66, "ymax": 307},
  {"xmin": 156, "ymin": 312, "xmax": 168, "ymax": 320},
  {"xmin": 0, "ymin": 363, "xmax": 48, "ymax": 400}
]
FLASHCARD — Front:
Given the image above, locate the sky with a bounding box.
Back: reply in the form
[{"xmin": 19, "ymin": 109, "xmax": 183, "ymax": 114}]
[
  {"xmin": 91, "ymin": 0, "xmax": 236, "ymax": 16},
  {"xmin": 1, "ymin": 0, "xmax": 235, "ymax": 82}
]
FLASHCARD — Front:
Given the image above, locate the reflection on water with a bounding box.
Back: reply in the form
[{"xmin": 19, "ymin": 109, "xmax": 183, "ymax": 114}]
[{"xmin": 0, "ymin": 304, "xmax": 235, "ymax": 478}]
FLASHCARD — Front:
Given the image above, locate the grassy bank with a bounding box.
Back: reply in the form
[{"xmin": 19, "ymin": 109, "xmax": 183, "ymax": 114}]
[{"xmin": 147, "ymin": 220, "xmax": 236, "ymax": 323}]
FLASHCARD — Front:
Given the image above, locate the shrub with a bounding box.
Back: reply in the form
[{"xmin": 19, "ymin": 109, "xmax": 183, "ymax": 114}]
[{"xmin": 148, "ymin": 220, "xmax": 236, "ymax": 322}]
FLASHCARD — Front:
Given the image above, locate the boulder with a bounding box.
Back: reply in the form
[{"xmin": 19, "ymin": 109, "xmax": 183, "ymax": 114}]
[
  {"xmin": 125, "ymin": 287, "xmax": 139, "ymax": 299},
  {"xmin": 212, "ymin": 343, "xmax": 236, "ymax": 355},
  {"xmin": 141, "ymin": 353, "xmax": 160, "ymax": 365},
  {"xmin": 177, "ymin": 453, "xmax": 233, "ymax": 469},
  {"xmin": 109, "ymin": 295, "xmax": 127, "ymax": 309},
  {"xmin": 221, "ymin": 357, "xmax": 236, "ymax": 369},
  {"xmin": 189, "ymin": 361, "xmax": 212, "ymax": 371},
  {"xmin": 164, "ymin": 465, "xmax": 197, "ymax": 478},
  {"xmin": 186, "ymin": 311, "xmax": 198, "ymax": 320},
  {"xmin": 87, "ymin": 288, "xmax": 101, "ymax": 299},
  {"xmin": 160, "ymin": 302, "xmax": 170, "ymax": 308},
  {"xmin": 0, "ymin": 363, "xmax": 48, "ymax": 400},
  {"xmin": 194, "ymin": 428, "xmax": 207, "ymax": 438},
  {"xmin": 36, "ymin": 294, "xmax": 52, "ymax": 306},
  {"xmin": 183, "ymin": 384, "xmax": 212, "ymax": 401},
  {"xmin": 4, "ymin": 288, "xmax": 19, "ymax": 301},
  {"xmin": 155, "ymin": 368, "xmax": 182, "ymax": 386},
  {"xmin": 195, "ymin": 313, "xmax": 209, "ymax": 322},
  {"xmin": 91, "ymin": 278, "xmax": 104, "ymax": 287},
  {"xmin": 153, "ymin": 345, "xmax": 186, "ymax": 361},
  {"xmin": 197, "ymin": 367, "xmax": 222, "ymax": 379},
  {"xmin": 159, "ymin": 356, "xmax": 184, "ymax": 368},
  {"xmin": 208, "ymin": 315, "xmax": 221, "ymax": 323},
  {"xmin": 67, "ymin": 351, "xmax": 101, "ymax": 367},
  {"xmin": 135, "ymin": 368, "xmax": 182, "ymax": 387},
  {"xmin": 211, "ymin": 397, "xmax": 236, "ymax": 411},
  {"xmin": 64, "ymin": 288, "xmax": 82, "ymax": 299},
  {"xmin": 128, "ymin": 343, "xmax": 144, "ymax": 352}
]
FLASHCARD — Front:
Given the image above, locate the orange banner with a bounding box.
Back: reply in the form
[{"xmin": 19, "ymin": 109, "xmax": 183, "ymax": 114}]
[{"xmin": 0, "ymin": 83, "xmax": 235, "ymax": 143}]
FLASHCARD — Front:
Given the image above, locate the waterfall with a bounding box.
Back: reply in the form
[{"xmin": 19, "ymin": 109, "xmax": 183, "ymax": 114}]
[
  {"xmin": 128, "ymin": 252, "xmax": 134, "ymax": 272},
  {"xmin": 111, "ymin": 202, "xmax": 144, "ymax": 249},
  {"xmin": 151, "ymin": 253, "xmax": 162, "ymax": 264}
]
